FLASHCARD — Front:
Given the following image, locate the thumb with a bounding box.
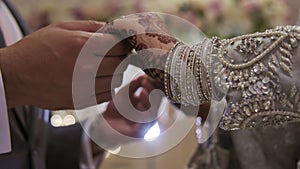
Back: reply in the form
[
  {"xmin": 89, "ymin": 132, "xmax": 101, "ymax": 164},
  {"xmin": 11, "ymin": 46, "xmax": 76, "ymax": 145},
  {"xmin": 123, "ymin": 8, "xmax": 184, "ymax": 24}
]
[{"xmin": 56, "ymin": 20, "xmax": 105, "ymax": 32}]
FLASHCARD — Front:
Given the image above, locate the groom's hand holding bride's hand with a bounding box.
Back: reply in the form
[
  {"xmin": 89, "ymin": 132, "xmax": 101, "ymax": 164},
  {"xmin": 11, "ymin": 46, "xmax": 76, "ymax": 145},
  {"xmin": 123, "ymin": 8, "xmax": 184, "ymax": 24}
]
[
  {"xmin": 100, "ymin": 13, "xmax": 178, "ymax": 84},
  {"xmin": 100, "ymin": 14, "xmax": 211, "ymax": 120}
]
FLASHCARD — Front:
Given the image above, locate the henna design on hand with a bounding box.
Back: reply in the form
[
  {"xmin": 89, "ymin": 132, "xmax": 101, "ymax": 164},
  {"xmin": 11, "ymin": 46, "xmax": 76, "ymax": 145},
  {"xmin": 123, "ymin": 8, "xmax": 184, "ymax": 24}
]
[{"xmin": 101, "ymin": 13, "xmax": 178, "ymax": 83}]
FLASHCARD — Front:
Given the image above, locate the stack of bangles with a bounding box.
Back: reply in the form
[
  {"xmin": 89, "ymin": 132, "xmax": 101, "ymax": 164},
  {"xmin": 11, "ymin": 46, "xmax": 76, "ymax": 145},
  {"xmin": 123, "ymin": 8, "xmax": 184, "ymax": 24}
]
[{"xmin": 164, "ymin": 39, "xmax": 212, "ymax": 106}]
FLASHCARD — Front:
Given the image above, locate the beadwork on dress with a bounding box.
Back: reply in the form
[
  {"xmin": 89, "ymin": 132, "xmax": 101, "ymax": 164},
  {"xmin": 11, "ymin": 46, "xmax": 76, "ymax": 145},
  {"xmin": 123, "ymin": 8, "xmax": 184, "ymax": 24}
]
[{"xmin": 211, "ymin": 25, "xmax": 300, "ymax": 130}]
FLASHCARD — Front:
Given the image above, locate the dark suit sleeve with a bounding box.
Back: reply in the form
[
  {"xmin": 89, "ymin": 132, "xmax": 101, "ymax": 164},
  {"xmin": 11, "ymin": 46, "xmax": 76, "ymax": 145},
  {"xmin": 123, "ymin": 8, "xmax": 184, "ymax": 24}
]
[{"xmin": 46, "ymin": 123, "xmax": 83, "ymax": 169}]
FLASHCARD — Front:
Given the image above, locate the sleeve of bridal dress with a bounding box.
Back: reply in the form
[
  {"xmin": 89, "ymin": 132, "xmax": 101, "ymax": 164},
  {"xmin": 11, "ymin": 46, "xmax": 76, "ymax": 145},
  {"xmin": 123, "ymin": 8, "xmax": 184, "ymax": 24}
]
[{"xmin": 100, "ymin": 14, "xmax": 300, "ymax": 130}]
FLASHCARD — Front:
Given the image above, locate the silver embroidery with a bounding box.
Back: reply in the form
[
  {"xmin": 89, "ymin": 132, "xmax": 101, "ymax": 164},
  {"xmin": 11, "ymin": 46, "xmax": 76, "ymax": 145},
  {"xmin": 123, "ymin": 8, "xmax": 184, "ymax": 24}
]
[{"xmin": 211, "ymin": 25, "xmax": 300, "ymax": 130}]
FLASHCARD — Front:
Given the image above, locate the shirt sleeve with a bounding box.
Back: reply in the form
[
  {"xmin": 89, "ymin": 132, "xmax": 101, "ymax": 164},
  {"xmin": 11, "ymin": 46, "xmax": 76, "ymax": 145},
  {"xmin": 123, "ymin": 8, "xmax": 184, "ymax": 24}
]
[
  {"xmin": 0, "ymin": 0, "xmax": 25, "ymax": 154},
  {"xmin": 0, "ymin": 67, "xmax": 11, "ymax": 154}
]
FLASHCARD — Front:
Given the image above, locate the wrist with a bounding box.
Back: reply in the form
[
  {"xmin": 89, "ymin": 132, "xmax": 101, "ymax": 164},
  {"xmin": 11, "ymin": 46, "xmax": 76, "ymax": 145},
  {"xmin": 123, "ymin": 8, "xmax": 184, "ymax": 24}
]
[
  {"xmin": 164, "ymin": 39, "xmax": 212, "ymax": 106},
  {"xmin": 0, "ymin": 47, "xmax": 24, "ymax": 108}
]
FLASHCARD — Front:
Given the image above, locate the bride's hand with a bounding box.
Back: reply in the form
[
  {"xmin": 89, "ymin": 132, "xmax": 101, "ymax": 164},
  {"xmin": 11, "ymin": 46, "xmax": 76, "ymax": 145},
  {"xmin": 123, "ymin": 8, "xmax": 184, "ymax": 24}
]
[{"xmin": 100, "ymin": 13, "xmax": 178, "ymax": 83}]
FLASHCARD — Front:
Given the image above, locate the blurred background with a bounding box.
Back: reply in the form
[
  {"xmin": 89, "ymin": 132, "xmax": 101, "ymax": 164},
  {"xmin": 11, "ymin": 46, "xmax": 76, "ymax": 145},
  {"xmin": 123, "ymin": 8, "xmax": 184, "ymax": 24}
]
[
  {"xmin": 10, "ymin": 0, "xmax": 300, "ymax": 169},
  {"xmin": 10, "ymin": 0, "xmax": 300, "ymax": 37}
]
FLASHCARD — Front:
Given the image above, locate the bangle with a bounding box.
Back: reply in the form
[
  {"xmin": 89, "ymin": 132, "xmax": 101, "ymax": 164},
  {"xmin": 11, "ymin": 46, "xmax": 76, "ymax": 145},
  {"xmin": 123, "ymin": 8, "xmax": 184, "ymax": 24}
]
[
  {"xmin": 164, "ymin": 40, "xmax": 212, "ymax": 105},
  {"xmin": 164, "ymin": 41, "xmax": 182, "ymax": 101}
]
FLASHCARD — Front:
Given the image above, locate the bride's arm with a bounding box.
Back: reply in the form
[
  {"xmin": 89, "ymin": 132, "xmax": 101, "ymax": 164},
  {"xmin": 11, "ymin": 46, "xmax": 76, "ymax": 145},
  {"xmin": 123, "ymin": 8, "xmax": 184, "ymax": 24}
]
[
  {"xmin": 165, "ymin": 25, "xmax": 300, "ymax": 130},
  {"xmin": 101, "ymin": 14, "xmax": 300, "ymax": 130},
  {"xmin": 206, "ymin": 26, "xmax": 300, "ymax": 130}
]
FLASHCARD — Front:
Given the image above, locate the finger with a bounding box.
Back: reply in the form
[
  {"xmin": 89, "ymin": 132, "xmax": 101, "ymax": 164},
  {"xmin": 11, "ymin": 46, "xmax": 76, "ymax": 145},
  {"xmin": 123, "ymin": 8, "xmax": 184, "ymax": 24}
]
[
  {"xmin": 139, "ymin": 75, "xmax": 164, "ymax": 93},
  {"xmin": 141, "ymin": 76, "xmax": 164, "ymax": 111},
  {"xmin": 129, "ymin": 88, "xmax": 150, "ymax": 112},
  {"xmin": 141, "ymin": 76, "xmax": 157, "ymax": 92},
  {"xmin": 97, "ymin": 56, "xmax": 128, "ymax": 76},
  {"xmin": 119, "ymin": 76, "xmax": 146, "ymax": 108},
  {"xmin": 56, "ymin": 20, "xmax": 105, "ymax": 32},
  {"xmin": 138, "ymin": 89, "xmax": 151, "ymax": 110},
  {"xmin": 136, "ymin": 102, "xmax": 147, "ymax": 112},
  {"xmin": 128, "ymin": 76, "xmax": 147, "ymax": 94},
  {"xmin": 95, "ymin": 74, "xmax": 123, "ymax": 94},
  {"xmin": 88, "ymin": 33, "xmax": 133, "ymax": 56}
]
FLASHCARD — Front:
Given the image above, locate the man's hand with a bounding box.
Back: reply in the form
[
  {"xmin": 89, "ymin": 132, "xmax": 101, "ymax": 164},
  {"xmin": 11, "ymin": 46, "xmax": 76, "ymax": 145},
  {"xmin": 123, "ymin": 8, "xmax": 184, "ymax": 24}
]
[{"xmin": 0, "ymin": 21, "xmax": 131, "ymax": 110}]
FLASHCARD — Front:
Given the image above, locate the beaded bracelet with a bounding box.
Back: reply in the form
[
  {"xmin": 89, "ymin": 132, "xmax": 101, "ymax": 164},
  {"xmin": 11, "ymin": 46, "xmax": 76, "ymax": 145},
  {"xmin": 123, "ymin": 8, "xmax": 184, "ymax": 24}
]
[
  {"xmin": 164, "ymin": 40, "xmax": 212, "ymax": 105},
  {"xmin": 181, "ymin": 45, "xmax": 192, "ymax": 105},
  {"xmin": 164, "ymin": 41, "xmax": 182, "ymax": 101}
]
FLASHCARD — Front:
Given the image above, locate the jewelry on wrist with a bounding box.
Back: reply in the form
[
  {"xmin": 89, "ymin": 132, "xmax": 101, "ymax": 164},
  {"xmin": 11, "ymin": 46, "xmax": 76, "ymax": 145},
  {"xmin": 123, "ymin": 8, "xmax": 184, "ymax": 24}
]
[{"xmin": 164, "ymin": 40, "xmax": 212, "ymax": 106}]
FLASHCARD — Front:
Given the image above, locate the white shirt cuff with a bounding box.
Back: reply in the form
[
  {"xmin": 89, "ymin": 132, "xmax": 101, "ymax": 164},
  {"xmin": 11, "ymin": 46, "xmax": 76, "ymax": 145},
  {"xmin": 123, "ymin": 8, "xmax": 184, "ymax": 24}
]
[{"xmin": 0, "ymin": 67, "xmax": 11, "ymax": 154}]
